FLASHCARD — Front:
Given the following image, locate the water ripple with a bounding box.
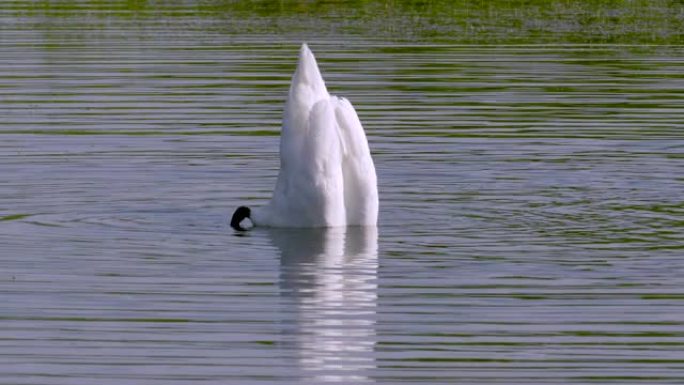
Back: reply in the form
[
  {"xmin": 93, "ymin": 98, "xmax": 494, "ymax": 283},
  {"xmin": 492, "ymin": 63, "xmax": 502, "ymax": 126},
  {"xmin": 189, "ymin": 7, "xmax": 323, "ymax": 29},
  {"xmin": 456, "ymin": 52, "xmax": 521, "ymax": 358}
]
[{"xmin": 2, "ymin": 5, "xmax": 684, "ymax": 385}]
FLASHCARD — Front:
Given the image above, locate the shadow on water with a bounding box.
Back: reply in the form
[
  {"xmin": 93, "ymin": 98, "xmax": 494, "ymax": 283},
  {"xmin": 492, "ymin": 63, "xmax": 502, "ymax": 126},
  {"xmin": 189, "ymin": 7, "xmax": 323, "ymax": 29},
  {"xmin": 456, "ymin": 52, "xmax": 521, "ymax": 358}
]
[{"xmin": 267, "ymin": 227, "xmax": 378, "ymax": 383}]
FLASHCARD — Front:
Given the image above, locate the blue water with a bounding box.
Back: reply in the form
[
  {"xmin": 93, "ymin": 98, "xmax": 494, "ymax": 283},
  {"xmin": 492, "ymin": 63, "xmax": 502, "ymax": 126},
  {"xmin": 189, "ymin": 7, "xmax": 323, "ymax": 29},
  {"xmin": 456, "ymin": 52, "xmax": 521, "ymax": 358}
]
[{"xmin": 2, "ymin": 4, "xmax": 684, "ymax": 384}]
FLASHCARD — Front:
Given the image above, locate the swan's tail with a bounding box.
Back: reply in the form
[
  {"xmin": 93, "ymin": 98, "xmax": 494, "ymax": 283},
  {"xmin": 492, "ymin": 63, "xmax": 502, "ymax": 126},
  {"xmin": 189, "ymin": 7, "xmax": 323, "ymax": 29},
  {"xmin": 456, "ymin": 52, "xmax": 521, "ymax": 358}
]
[
  {"xmin": 293, "ymin": 44, "xmax": 328, "ymax": 98},
  {"xmin": 283, "ymin": 44, "xmax": 329, "ymax": 135}
]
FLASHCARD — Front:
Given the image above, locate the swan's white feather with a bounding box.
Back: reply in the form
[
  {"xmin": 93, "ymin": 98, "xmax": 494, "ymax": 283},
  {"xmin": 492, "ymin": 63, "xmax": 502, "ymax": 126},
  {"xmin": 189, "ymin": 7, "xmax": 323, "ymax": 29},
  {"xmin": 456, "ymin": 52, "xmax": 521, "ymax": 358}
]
[
  {"xmin": 333, "ymin": 97, "xmax": 378, "ymax": 225},
  {"xmin": 251, "ymin": 44, "xmax": 377, "ymax": 228}
]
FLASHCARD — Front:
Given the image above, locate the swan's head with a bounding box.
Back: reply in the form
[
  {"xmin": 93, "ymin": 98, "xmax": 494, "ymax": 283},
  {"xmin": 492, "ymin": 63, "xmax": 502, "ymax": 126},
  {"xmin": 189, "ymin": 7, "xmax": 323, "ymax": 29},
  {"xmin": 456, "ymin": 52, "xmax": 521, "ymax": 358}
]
[{"xmin": 230, "ymin": 206, "xmax": 251, "ymax": 231}]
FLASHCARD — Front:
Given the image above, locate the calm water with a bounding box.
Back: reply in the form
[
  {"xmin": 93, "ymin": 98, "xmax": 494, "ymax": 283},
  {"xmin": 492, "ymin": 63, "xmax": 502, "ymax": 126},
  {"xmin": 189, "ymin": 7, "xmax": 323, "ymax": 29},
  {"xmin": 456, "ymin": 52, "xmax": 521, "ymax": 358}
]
[{"xmin": 2, "ymin": 3, "xmax": 684, "ymax": 385}]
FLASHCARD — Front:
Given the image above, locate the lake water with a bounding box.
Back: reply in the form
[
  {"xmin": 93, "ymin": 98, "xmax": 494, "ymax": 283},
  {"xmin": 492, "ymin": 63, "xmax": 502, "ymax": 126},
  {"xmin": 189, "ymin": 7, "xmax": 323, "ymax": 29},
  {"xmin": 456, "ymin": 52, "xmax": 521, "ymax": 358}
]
[{"xmin": 2, "ymin": 2, "xmax": 684, "ymax": 384}]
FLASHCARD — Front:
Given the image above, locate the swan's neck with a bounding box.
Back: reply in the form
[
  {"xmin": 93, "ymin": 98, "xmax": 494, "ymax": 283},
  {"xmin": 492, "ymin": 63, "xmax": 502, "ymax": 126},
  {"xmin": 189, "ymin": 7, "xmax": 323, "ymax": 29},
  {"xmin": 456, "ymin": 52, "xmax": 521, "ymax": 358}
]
[{"xmin": 250, "ymin": 206, "xmax": 269, "ymax": 227}]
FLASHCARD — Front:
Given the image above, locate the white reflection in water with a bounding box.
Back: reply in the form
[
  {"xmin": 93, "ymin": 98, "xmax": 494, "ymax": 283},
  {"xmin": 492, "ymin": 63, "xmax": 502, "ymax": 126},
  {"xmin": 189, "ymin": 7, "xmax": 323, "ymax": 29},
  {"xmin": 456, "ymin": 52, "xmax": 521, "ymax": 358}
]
[{"xmin": 270, "ymin": 227, "xmax": 378, "ymax": 383}]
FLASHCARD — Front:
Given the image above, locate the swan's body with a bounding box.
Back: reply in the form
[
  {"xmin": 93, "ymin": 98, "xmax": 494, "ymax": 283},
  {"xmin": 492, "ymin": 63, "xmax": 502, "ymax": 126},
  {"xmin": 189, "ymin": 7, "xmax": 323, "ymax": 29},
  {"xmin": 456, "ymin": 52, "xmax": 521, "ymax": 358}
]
[{"xmin": 231, "ymin": 44, "xmax": 378, "ymax": 229}]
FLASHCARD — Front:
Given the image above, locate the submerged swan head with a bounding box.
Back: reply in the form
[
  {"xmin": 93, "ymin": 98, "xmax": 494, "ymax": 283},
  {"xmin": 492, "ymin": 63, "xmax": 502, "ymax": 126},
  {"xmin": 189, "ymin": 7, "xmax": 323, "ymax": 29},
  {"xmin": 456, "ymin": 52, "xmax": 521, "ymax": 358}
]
[{"xmin": 230, "ymin": 206, "xmax": 251, "ymax": 231}]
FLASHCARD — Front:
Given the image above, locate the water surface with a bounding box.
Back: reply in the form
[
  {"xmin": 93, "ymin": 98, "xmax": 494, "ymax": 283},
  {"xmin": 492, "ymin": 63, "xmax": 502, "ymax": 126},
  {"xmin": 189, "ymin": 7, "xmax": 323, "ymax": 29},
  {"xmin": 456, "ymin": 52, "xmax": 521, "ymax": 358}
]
[{"xmin": 2, "ymin": 2, "xmax": 684, "ymax": 384}]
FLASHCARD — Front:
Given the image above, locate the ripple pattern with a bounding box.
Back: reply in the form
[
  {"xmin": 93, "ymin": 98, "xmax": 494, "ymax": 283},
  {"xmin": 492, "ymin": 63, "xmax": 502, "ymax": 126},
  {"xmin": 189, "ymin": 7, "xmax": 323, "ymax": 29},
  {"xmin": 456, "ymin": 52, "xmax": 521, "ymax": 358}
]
[{"xmin": 2, "ymin": 3, "xmax": 684, "ymax": 385}]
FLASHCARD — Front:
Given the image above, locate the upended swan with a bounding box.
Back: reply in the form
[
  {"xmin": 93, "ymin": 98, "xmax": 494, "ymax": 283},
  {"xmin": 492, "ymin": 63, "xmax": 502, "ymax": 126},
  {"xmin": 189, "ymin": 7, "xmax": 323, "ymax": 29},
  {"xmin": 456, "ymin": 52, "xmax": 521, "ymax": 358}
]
[{"xmin": 230, "ymin": 44, "xmax": 378, "ymax": 230}]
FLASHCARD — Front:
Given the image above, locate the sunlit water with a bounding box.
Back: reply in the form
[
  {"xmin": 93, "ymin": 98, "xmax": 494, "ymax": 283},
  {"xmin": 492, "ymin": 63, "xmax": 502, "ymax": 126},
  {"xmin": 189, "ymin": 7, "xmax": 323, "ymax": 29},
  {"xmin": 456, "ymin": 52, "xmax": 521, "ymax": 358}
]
[{"xmin": 2, "ymin": 4, "xmax": 684, "ymax": 385}]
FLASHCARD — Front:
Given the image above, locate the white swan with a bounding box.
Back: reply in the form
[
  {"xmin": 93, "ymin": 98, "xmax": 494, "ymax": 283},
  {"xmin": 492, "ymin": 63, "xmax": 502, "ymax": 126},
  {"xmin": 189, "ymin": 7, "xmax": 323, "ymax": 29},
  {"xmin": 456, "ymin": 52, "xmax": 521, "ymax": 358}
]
[{"xmin": 230, "ymin": 44, "xmax": 378, "ymax": 230}]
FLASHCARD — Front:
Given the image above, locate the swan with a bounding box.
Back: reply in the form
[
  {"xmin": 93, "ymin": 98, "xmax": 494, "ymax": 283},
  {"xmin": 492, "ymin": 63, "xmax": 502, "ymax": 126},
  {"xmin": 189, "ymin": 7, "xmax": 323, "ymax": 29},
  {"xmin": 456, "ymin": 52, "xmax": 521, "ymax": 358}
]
[{"xmin": 230, "ymin": 43, "xmax": 378, "ymax": 230}]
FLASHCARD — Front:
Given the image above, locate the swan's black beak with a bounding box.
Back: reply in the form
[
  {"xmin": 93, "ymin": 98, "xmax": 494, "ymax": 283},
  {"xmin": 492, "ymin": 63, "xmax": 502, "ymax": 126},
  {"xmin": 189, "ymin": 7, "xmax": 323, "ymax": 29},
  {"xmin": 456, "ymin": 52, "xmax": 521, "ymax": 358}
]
[{"xmin": 230, "ymin": 206, "xmax": 251, "ymax": 231}]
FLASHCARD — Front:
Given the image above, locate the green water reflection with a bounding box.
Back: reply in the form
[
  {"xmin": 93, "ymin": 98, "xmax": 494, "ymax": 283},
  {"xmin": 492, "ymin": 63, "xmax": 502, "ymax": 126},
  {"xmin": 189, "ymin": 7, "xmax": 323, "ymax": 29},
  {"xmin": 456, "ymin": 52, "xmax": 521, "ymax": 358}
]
[{"xmin": 5, "ymin": 0, "xmax": 684, "ymax": 44}]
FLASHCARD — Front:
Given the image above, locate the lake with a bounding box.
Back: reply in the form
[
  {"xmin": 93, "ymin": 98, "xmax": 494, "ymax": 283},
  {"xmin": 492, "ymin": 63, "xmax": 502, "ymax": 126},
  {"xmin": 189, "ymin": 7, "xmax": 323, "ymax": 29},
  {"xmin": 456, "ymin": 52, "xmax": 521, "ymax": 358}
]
[{"xmin": 1, "ymin": 1, "xmax": 684, "ymax": 384}]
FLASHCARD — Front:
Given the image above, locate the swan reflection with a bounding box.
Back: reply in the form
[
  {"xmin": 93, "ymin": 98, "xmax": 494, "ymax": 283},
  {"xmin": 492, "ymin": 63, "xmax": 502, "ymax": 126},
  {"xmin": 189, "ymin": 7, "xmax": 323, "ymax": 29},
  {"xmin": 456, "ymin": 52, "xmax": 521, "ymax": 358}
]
[{"xmin": 270, "ymin": 226, "xmax": 378, "ymax": 383}]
